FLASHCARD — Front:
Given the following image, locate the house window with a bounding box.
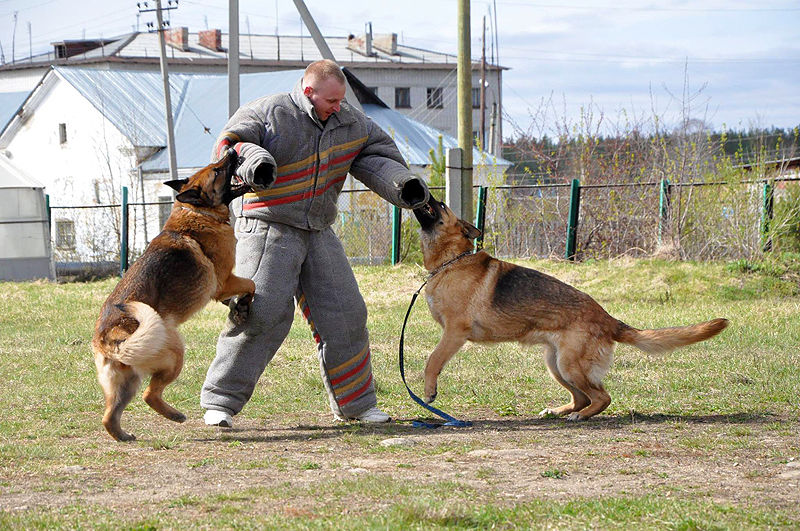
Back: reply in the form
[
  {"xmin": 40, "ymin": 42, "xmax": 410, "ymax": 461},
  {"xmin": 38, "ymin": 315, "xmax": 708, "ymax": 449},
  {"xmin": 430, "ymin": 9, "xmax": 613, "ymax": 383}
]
[
  {"xmin": 395, "ymin": 87, "xmax": 411, "ymax": 109},
  {"xmin": 55, "ymin": 44, "xmax": 67, "ymax": 59},
  {"xmin": 55, "ymin": 220, "xmax": 76, "ymax": 250},
  {"xmin": 58, "ymin": 123, "xmax": 67, "ymax": 144},
  {"xmin": 426, "ymin": 87, "xmax": 443, "ymax": 109},
  {"xmin": 367, "ymin": 86, "xmax": 378, "ymax": 95},
  {"xmin": 158, "ymin": 195, "xmax": 173, "ymax": 229},
  {"xmin": 471, "ymin": 88, "xmax": 481, "ymax": 109}
]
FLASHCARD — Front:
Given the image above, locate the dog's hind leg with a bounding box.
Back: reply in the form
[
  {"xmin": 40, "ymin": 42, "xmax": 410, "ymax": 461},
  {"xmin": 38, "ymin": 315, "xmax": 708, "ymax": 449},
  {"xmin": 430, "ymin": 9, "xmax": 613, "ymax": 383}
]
[
  {"xmin": 95, "ymin": 352, "xmax": 142, "ymax": 442},
  {"xmin": 539, "ymin": 344, "xmax": 591, "ymax": 418},
  {"xmin": 556, "ymin": 342, "xmax": 612, "ymax": 421},
  {"xmin": 142, "ymin": 331, "xmax": 186, "ymax": 423}
]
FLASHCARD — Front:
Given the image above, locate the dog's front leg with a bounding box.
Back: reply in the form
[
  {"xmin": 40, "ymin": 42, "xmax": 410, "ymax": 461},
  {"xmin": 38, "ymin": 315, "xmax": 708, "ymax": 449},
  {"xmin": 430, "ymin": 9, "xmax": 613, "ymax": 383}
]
[
  {"xmin": 424, "ymin": 329, "xmax": 468, "ymax": 403},
  {"xmin": 216, "ymin": 275, "xmax": 256, "ymax": 325}
]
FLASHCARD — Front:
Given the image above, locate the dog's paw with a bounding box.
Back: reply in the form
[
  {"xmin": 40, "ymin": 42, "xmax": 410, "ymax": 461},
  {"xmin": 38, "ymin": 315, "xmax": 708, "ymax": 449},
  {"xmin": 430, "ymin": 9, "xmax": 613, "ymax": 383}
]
[
  {"xmin": 116, "ymin": 431, "xmax": 136, "ymax": 442},
  {"xmin": 566, "ymin": 412, "xmax": 586, "ymax": 422},
  {"xmin": 538, "ymin": 408, "xmax": 559, "ymax": 419},
  {"xmin": 169, "ymin": 412, "xmax": 187, "ymax": 423},
  {"xmin": 228, "ymin": 293, "xmax": 254, "ymax": 326},
  {"xmin": 424, "ymin": 391, "xmax": 437, "ymax": 404}
]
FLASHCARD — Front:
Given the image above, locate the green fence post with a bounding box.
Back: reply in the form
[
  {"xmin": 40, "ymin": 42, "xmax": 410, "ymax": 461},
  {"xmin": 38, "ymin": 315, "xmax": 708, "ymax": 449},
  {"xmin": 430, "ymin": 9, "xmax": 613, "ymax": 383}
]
[
  {"xmin": 761, "ymin": 181, "xmax": 774, "ymax": 253},
  {"xmin": 474, "ymin": 186, "xmax": 487, "ymax": 250},
  {"xmin": 565, "ymin": 179, "xmax": 581, "ymax": 261},
  {"xmin": 391, "ymin": 204, "xmax": 401, "ymax": 265},
  {"xmin": 658, "ymin": 179, "xmax": 671, "ymax": 246},
  {"xmin": 120, "ymin": 186, "xmax": 129, "ymax": 275}
]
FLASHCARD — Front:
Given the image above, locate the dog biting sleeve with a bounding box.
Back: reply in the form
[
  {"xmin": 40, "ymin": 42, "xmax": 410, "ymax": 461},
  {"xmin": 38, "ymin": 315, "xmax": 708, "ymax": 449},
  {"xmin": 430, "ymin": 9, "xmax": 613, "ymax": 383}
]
[
  {"xmin": 232, "ymin": 142, "xmax": 276, "ymax": 190},
  {"xmin": 212, "ymin": 105, "xmax": 277, "ymax": 191}
]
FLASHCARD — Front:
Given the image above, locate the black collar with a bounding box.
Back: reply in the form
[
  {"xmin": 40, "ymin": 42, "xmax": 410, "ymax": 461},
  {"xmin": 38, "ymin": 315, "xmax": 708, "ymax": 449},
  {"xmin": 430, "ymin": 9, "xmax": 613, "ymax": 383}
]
[
  {"xmin": 426, "ymin": 251, "xmax": 474, "ymax": 280},
  {"xmin": 178, "ymin": 205, "xmax": 230, "ymax": 225}
]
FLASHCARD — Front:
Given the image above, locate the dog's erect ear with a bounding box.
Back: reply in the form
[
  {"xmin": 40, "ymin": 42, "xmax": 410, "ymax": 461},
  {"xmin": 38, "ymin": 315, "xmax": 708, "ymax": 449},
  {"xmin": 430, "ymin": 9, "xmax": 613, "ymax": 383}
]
[
  {"xmin": 223, "ymin": 147, "xmax": 239, "ymax": 173},
  {"xmin": 164, "ymin": 178, "xmax": 189, "ymax": 192},
  {"xmin": 460, "ymin": 219, "xmax": 482, "ymax": 240},
  {"xmin": 175, "ymin": 187, "xmax": 206, "ymax": 206}
]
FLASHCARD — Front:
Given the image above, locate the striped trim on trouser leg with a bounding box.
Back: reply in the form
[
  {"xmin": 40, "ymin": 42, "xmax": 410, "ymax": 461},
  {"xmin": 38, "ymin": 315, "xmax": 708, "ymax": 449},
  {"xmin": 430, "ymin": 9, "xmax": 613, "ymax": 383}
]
[
  {"xmin": 296, "ymin": 291, "xmax": 375, "ymax": 417},
  {"xmin": 295, "ymin": 228, "xmax": 377, "ymax": 418}
]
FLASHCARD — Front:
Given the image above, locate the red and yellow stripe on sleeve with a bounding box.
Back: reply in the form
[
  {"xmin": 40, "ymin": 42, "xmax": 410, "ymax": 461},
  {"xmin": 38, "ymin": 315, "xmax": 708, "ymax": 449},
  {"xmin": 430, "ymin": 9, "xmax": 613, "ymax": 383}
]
[{"xmin": 242, "ymin": 136, "xmax": 366, "ymax": 210}]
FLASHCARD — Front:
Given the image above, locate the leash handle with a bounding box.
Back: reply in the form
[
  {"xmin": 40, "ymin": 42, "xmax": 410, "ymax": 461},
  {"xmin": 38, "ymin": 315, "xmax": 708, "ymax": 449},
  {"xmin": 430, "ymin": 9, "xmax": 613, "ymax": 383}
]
[{"xmin": 399, "ymin": 283, "xmax": 472, "ymax": 429}]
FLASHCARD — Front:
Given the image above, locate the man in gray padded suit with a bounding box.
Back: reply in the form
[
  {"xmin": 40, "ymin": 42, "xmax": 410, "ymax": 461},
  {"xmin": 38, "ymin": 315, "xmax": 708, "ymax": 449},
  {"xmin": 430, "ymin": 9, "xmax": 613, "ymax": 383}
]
[{"xmin": 201, "ymin": 59, "xmax": 429, "ymax": 427}]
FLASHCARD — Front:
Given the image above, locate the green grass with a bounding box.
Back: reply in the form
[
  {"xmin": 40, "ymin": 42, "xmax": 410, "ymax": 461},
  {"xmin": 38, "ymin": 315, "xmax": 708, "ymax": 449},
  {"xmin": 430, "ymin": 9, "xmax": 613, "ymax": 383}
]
[{"xmin": 0, "ymin": 256, "xmax": 799, "ymax": 527}]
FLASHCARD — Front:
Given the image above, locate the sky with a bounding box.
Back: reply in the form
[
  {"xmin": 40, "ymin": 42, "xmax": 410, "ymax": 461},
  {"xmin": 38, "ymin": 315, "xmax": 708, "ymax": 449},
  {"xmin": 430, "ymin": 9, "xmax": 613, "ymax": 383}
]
[{"xmin": 0, "ymin": 0, "xmax": 798, "ymax": 139}]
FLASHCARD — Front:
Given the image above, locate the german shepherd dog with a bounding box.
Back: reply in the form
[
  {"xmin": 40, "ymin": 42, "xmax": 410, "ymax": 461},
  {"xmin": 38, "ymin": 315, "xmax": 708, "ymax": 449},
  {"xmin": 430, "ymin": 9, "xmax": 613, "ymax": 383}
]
[
  {"xmin": 413, "ymin": 196, "xmax": 729, "ymax": 420},
  {"xmin": 91, "ymin": 149, "xmax": 255, "ymax": 441}
]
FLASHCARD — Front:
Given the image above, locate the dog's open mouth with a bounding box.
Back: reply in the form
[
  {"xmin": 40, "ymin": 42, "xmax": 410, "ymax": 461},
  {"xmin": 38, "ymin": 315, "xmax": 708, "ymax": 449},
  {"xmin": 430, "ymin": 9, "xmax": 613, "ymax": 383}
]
[{"xmin": 413, "ymin": 198, "xmax": 440, "ymax": 229}]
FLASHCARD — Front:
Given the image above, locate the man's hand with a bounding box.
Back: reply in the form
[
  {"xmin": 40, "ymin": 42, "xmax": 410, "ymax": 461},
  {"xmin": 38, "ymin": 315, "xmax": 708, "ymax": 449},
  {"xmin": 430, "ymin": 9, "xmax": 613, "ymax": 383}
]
[
  {"xmin": 252, "ymin": 162, "xmax": 274, "ymax": 188},
  {"xmin": 223, "ymin": 293, "xmax": 253, "ymax": 326}
]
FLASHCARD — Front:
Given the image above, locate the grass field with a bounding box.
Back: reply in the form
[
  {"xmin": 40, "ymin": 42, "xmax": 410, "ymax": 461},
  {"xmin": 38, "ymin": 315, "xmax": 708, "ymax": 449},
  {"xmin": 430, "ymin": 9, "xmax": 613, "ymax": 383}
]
[{"xmin": 0, "ymin": 256, "xmax": 799, "ymax": 529}]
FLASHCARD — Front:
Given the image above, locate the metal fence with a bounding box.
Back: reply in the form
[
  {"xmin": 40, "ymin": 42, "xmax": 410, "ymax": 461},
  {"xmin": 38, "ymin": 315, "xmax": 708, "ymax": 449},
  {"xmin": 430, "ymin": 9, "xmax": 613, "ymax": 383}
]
[{"xmin": 45, "ymin": 178, "xmax": 800, "ymax": 280}]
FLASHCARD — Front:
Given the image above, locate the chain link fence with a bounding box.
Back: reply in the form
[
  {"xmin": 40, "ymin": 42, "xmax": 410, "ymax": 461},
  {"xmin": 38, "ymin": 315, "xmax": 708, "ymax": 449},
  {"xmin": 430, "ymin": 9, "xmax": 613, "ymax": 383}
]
[{"xmin": 45, "ymin": 178, "xmax": 800, "ymax": 281}]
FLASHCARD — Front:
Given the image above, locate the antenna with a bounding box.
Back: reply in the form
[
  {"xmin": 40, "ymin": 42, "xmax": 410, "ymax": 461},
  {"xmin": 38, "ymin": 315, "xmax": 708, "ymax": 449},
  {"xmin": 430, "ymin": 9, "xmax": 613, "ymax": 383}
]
[
  {"xmin": 246, "ymin": 16, "xmax": 253, "ymax": 59},
  {"xmin": 275, "ymin": 0, "xmax": 280, "ymax": 61},
  {"xmin": 12, "ymin": 11, "xmax": 18, "ymax": 64}
]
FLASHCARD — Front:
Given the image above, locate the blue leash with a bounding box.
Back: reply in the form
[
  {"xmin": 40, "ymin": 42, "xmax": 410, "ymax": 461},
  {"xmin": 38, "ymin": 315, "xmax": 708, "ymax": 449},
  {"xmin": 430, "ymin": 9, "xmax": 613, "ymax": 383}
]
[{"xmin": 399, "ymin": 279, "xmax": 472, "ymax": 429}]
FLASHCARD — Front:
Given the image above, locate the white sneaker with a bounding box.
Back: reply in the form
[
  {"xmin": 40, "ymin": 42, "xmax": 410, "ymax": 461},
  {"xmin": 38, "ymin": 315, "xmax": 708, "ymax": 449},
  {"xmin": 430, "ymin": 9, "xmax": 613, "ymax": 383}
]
[
  {"xmin": 335, "ymin": 406, "xmax": 391, "ymax": 424},
  {"xmin": 203, "ymin": 409, "xmax": 233, "ymax": 427}
]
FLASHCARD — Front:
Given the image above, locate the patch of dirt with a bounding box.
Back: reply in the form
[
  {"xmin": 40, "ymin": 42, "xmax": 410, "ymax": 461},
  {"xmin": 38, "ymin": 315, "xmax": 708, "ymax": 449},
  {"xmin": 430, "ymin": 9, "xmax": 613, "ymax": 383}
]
[{"xmin": 2, "ymin": 411, "xmax": 799, "ymax": 520}]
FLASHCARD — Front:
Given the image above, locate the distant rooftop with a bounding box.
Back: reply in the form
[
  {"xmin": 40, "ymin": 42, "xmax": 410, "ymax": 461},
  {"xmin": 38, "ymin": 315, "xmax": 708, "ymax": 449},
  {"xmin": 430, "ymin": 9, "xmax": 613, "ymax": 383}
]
[{"xmin": 0, "ymin": 29, "xmax": 505, "ymax": 71}]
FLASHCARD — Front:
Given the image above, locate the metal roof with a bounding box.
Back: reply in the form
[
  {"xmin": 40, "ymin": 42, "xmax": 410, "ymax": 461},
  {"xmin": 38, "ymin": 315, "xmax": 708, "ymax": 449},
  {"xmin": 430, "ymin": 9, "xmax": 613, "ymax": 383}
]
[
  {"xmin": 0, "ymin": 91, "xmax": 29, "ymax": 131},
  {"xmin": 48, "ymin": 67, "xmax": 508, "ymax": 172},
  {"xmin": 10, "ymin": 31, "xmax": 477, "ymax": 68}
]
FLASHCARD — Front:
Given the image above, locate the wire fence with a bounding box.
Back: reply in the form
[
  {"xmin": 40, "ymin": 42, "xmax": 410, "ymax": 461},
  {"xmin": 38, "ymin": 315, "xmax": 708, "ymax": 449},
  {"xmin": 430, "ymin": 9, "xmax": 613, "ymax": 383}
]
[{"xmin": 46, "ymin": 178, "xmax": 800, "ymax": 280}]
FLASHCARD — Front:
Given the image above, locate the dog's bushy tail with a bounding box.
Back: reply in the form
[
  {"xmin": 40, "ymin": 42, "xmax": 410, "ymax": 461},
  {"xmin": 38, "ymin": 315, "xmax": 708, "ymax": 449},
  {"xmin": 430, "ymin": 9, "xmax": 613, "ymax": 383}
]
[
  {"xmin": 110, "ymin": 301, "xmax": 168, "ymax": 365},
  {"xmin": 613, "ymin": 318, "xmax": 729, "ymax": 354}
]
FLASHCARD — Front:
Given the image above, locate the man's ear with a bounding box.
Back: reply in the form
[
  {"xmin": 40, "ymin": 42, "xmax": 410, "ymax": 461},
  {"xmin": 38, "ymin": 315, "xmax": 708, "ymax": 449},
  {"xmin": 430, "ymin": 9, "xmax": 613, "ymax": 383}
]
[
  {"xmin": 460, "ymin": 219, "xmax": 482, "ymax": 240},
  {"xmin": 175, "ymin": 188, "xmax": 206, "ymax": 206},
  {"xmin": 164, "ymin": 178, "xmax": 188, "ymax": 192},
  {"xmin": 303, "ymin": 85, "xmax": 313, "ymax": 97}
]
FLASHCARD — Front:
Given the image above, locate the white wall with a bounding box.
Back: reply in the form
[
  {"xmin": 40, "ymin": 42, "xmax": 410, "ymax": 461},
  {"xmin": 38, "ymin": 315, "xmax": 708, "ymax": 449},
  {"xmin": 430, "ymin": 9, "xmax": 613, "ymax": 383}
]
[{"xmin": 2, "ymin": 76, "xmax": 153, "ymax": 262}]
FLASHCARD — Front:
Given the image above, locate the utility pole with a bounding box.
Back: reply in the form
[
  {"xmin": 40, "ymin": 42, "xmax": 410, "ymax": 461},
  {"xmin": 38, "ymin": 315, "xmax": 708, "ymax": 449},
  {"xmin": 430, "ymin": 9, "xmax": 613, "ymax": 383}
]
[
  {"xmin": 228, "ymin": 0, "xmax": 239, "ymax": 116},
  {"xmin": 492, "ymin": 0, "xmax": 502, "ymax": 156},
  {"xmin": 139, "ymin": 0, "xmax": 179, "ymax": 181},
  {"xmin": 479, "ymin": 15, "xmax": 486, "ymax": 150},
  {"xmin": 456, "ymin": 0, "xmax": 473, "ymax": 222}
]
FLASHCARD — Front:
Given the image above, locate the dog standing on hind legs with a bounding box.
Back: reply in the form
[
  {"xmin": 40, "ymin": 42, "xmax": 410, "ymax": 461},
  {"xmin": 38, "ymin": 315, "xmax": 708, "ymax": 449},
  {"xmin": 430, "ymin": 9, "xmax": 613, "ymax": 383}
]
[
  {"xmin": 91, "ymin": 149, "xmax": 255, "ymax": 441},
  {"xmin": 412, "ymin": 196, "xmax": 729, "ymax": 420}
]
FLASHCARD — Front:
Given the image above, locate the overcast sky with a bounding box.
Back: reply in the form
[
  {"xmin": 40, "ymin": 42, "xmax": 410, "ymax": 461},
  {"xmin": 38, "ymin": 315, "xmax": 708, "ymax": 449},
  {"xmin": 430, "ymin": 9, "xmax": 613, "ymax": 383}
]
[{"xmin": 0, "ymin": 0, "xmax": 798, "ymax": 138}]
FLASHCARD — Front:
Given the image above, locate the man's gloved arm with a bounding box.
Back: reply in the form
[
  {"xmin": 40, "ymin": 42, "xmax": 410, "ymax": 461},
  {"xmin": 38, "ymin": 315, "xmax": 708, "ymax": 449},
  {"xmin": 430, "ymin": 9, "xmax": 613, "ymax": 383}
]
[
  {"xmin": 349, "ymin": 118, "xmax": 430, "ymax": 209},
  {"xmin": 233, "ymin": 142, "xmax": 276, "ymax": 190}
]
